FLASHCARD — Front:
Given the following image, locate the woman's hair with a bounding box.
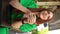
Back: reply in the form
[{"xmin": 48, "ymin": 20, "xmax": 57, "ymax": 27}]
[{"xmin": 29, "ymin": 8, "xmax": 53, "ymax": 25}]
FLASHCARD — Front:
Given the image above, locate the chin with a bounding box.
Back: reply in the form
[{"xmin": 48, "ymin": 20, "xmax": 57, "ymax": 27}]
[{"xmin": 36, "ymin": 17, "xmax": 53, "ymax": 26}]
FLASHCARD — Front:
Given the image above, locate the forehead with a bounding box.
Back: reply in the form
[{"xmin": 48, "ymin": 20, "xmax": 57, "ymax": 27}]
[
  {"xmin": 41, "ymin": 10, "xmax": 53, "ymax": 14},
  {"xmin": 40, "ymin": 11, "xmax": 53, "ymax": 17}
]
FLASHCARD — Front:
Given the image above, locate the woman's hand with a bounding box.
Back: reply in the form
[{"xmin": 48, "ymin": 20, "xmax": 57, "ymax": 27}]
[
  {"xmin": 23, "ymin": 12, "xmax": 36, "ymax": 24},
  {"xmin": 27, "ymin": 13, "xmax": 36, "ymax": 24},
  {"xmin": 11, "ymin": 21, "xmax": 22, "ymax": 31}
]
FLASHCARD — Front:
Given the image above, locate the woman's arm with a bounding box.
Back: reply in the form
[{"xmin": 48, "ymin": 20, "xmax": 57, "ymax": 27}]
[
  {"xmin": 11, "ymin": 21, "xmax": 22, "ymax": 31},
  {"xmin": 9, "ymin": 0, "xmax": 31, "ymax": 13}
]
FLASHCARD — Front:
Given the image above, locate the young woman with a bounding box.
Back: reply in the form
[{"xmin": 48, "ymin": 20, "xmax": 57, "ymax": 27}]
[
  {"xmin": 11, "ymin": 8, "xmax": 54, "ymax": 32},
  {"xmin": 9, "ymin": 0, "xmax": 53, "ymax": 33}
]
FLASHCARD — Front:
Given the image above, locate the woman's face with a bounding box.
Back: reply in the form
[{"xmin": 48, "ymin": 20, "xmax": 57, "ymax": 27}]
[{"xmin": 39, "ymin": 11, "xmax": 53, "ymax": 20}]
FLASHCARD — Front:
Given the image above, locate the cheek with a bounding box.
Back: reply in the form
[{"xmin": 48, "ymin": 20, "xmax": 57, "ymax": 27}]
[
  {"xmin": 40, "ymin": 14, "xmax": 48, "ymax": 20},
  {"xmin": 39, "ymin": 12, "xmax": 49, "ymax": 20}
]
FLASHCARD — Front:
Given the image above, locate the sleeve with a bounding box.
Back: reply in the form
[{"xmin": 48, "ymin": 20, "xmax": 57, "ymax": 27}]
[{"xmin": 19, "ymin": 23, "xmax": 36, "ymax": 32}]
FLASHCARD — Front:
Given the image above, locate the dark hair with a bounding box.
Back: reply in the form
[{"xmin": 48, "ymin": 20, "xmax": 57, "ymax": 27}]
[
  {"xmin": 28, "ymin": 8, "xmax": 53, "ymax": 13},
  {"xmin": 28, "ymin": 8, "xmax": 53, "ymax": 25}
]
